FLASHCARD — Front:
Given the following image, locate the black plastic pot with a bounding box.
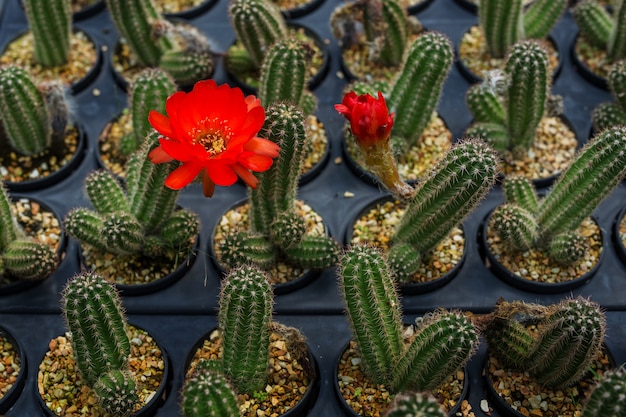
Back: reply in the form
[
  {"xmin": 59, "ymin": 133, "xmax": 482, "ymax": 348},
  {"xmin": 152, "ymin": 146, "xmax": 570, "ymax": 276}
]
[
  {"xmin": 570, "ymin": 32, "xmax": 609, "ymax": 90},
  {"xmin": 278, "ymin": 0, "xmax": 327, "ymax": 19},
  {"xmin": 160, "ymin": 0, "xmax": 219, "ymax": 19},
  {"xmin": 0, "ymin": 325, "xmax": 26, "ymax": 414},
  {"xmin": 72, "ymin": 0, "xmax": 106, "ymax": 21}
]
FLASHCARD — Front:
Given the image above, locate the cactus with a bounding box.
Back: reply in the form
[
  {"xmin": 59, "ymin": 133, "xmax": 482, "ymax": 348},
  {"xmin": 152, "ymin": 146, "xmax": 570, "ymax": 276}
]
[
  {"xmin": 23, "ymin": 0, "xmax": 71, "ymax": 67},
  {"xmin": 574, "ymin": 0, "xmax": 626, "ymax": 62},
  {"xmin": 219, "ymin": 103, "xmax": 340, "ymax": 272},
  {"xmin": 62, "ymin": 271, "xmax": 131, "ymax": 387},
  {"xmin": 387, "ymin": 140, "xmax": 498, "ymax": 281},
  {"xmin": 592, "ymin": 60, "xmax": 626, "ymax": 131},
  {"xmin": 159, "ymin": 50, "xmax": 214, "ymax": 87},
  {"xmin": 466, "ymin": 41, "xmax": 550, "ymax": 155},
  {"xmin": 485, "ymin": 297, "xmax": 606, "ymax": 389},
  {"xmin": 94, "ymin": 370, "xmax": 138, "ymax": 417},
  {"xmin": 0, "ymin": 66, "xmax": 52, "ymax": 156},
  {"xmin": 479, "ymin": 0, "xmax": 566, "ymax": 59},
  {"xmin": 218, "ymin": 265, "xmax": 273, "ymax": 394},
  {"xmin": 64, "ymin": 131, "xmax": 199, "ymax": 258},
  {"xmin": 582, "ymin": 368, "xmax": 626, "ymax": 417},
  {"xmin": 338, "ymin": 245, "xmax": 479, "ymax": 393},
  {"xmin": 387, "ymin": 32, "xmax": 454, "ymax": 152},
  {"xmin": 384, "ymin": 392, "xmax": 447, "ymax": 417},
  {"xmin": 228, "ymin": 0, "xmax": 288, "ymax": 69},
  {"xmin": 182, "ymin": 360, "xmax": 240, "ymax": 417}
]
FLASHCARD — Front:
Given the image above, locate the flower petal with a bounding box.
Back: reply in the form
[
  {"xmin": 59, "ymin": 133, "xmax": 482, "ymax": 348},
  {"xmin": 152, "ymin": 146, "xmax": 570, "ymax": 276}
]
[
  {"xmin": 205, "ymin": 161, "xmax": 238, "ymax": 186},
  {"xmin": 244, "ymin": 137, "xmax": 280, "ymax": 158},
  {"xmin": 233, "ymin": 163, "xmax": 259, "ymax": 188},
  {"xmin": 164, "ymin": 163, "xmax": 202, "ymax": 190},
  {"xmin": 148, "ymin": 145, "xmax": 174, "ymax": 164},
  {"xmin": 149, "ymin": 111, "xmax": 175, "ymax": 138}
]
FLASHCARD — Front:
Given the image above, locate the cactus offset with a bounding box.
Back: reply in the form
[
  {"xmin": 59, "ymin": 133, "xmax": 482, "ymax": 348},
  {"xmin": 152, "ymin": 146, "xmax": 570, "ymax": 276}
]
[
  {"xmin": 258, "ymin": 38, "xmax": 308, "ymax": 110},
  {"xmin": 582, "ymin": 368, "xmax": 626, "ymax": 417},
  {"xmin": 62, "ymin": 271, "xmax": 131, "ymax": 387},
  {"xmin": 159, "ymin": 50, "xmax": 214, "ymax": 87},
  {"xmin": 94, "ymin": 370, "xmax": 138, "ymax": 417},
  {"xmin": 574, "ymin": 0, "xmax": 626, "ymax": 62},
  {"xmin": 218, "ymin": 265, "xmax": 273, "ymax": 394},
  {"xmin": 385, "ymin": 392, "xmax": 447, "ymax": 417},
  {"xmin": 182, "ymin": 360, "xmax": 240, "ymax": 417},
  {"xmin": 23, "ymin": 0, "xmax": 71, "ymax": 67},
  {"xmin": 387, "ymin": 32, "xmax": 453, "ymax": 152},
  {"xmin": 387, "ymin": 140, "xmax": 498, "ymax": 281},
  {"xmin": 0, "ymin": 66, "xmax": 52, "ymax": 156},
  {"xmin": 593, "ymin": 60, "xmax": 626, "ymax": 131}
]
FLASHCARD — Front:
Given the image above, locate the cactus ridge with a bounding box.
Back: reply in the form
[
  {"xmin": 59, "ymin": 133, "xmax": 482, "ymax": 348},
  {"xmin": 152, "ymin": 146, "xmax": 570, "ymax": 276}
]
[
  {"xmin": 593, "ymin": 61, "xmax": 626, "ymax": 130},
  {"xmin": 466, "ymin": 83, "xmax": 506, "ymax": 125},
  {"xmin": 385, "ymin": 392, "xmax": 447, "ymax": 417},
  {"xmin": 548, "ymin": 232, "xmax": 589, "ymax": 265},
  {"xmin": 282, "ymin": 234, "xmax": 340, "ymax": 269},
  {"xmin": 582, "ymin": 368, "xmax": 626, "ymax": 417},
  {"xmin": 159, "ymin": 50, "xmax": 215, "ymax": 86},
  {"xmin": 85, "ymin": 170, "xmax": 129, "ymax": 215},
  {"xmin": 258, "ymin": 38, "xmax": 308, "ymax": 108},
  {"xmin": 479, "ymin": 0, "xmax": 523, "ymax": 58},
  {"xmin": 484, "ymin": 318, "xmax": 534, "ymax": 370},
  {"xmin": 523, "ymin": 0, "xmax": 567, "ymax": 40},
  {"xmin": 609, "ymin": 0, "xmax": 626, "ymax": 61},
  {"xmin": 62, "ymin": 271, "xmax": 131, "ymax": 387},
  {"xmin": 386, "ymin": 242, "xmax": 422, "ymax": 283},
  {"xmin": 0, "ymin": 66, "xmax": 51, "ymax": 156},
  {"xmin": 609, "ymin": 60, "xmax": 626, "ymax": 110},
  {"xmin": 182, "ymin": 362, "xmax": 240, "ymax": 417},
  {"xmin": 0, "ymin": 184, "xmax": 17, "ymax": 250},
  {"xmin": 2, "ymin": 239, "xmax": 57, "ymax": 280},
  {"xmin": 502, "ymin": 176, "xmax": 539, "ymax": 214},
  {"xmin": 339, "ymin": 245, "xmax": 404, "ymax": 385},
  {"xmin": 218, "ymin": 265, "xmax": 273, "ymax": 393},
  {"xmin": 94, "ymin": 369, "xmax": 138, "ymax": 417},
  {"xmin": 388, "ymin": 32, "xmax": 453, "ymax": 149},
  {"xmin": 219, "ymin": 232, "xmax": 276, "ymax": 270},
  {"xmin": 23, "ymin": 0, "xmax": 71, "ymax": 67},
  {"xmin": 374, "ymin": 0, "xmax": 410, "ymax": 67},
  {"xmin": 574, "ymin": 1, "xmax": 613, "ymax": 49},
  {"xmin": 490, "ymin": 204, "xmax": 538, "ymax": 251}
]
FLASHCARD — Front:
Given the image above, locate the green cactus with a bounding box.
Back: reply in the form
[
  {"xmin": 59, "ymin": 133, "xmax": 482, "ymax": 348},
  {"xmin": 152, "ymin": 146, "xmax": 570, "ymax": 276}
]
[
  {"xmin": 479, "ymin": 0, "xmax": 566, "ymax": 59},
  {"xmin": 64, "ymin": 131, "xmax": 199, "ymax": 258},
  {"xmin": 218, "ymin": 265, "xmax": 273, "ymax": 394},
  {"xmin": 219, "ymin": 103, "xmax": 340, "ymax": 272},
  {"xmin": 93, "ymin": 370, "xmax": 138, "ymax": 417},
  {"xmin": 159, "ymin": 49, "xmax": 214, "ymax": 87},
  {"xmin": 0, "ymin": 184, "xmax": 58, "ymax": 281},
  {"xmin": 62, "ymin": 271, "xmax": 131, "ymax": 387},
  {"xmin": 490, "ymin": 204, "xmax": 538, "ymax": 251},
  {"xmin": 384, "ymin": 392, "xmax": 447, "ymax": 417},
  {"xmin": 338, "ymin": 246, "xmax": 479, "ymax": 393},
  {"xmin": 387, "ymin": 32, "xmax": 454, "ymax": 152},
  {"xmin": 592, "ymin": 60, "xmax": 626, "ymax": 131},
  {"xmin": 0, "ymin": 66, "xmax": 54, "ymax": 156},
  {"xmin": 182, "ymin": 360, "xmax": 240, "ymax": 417},
  {"xmin": 574, "ymin": 0, "xmax": 626, "ymax": 62},
  {"xmin": 228, "ymin": 0, "xmax": 288, "ymax": 69},
  {"xmin": 387, "ymin": 140, "xmax": 498, "ymax": 281},
  {"xmin": 485, "ymin": 297, "xmax": 606, "ymax": 389},
  {"xmin": 23, "ymin": 0, "xmax": 71, "ymax": 67},
  {"xmin": 582, "ymin": 368, "xmax": 626, "ymax": 417},
  {"xmin": 465, "ymin": 40, "xmax": 550, "ymax": 155}
]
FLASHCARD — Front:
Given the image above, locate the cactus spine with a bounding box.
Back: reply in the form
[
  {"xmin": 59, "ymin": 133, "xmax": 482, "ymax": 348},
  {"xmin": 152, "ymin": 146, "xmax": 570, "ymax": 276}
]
[
  {"xmin": 387, "ymin": 32, "xmax": 453, "ymax": 151},
  {"xmin": 182, "ymin": 360, "xmax": 240, "ymax": 417},
  {"xmin": 387, "ymin": 140, "xmax": 498, "ymax": 281},
  {"xmin": 338, "ymin": 246, "xmax": 479, "ymax": 393},
  {"xmin": 385, "ymin": 392, "xmax": 447, "ymax": 417},
  {"xmin": 23, "ymin": 0, "xmax": 71, "ymax": 67},
  {"xmin": 218, "ymin": 265, "xmax": 273, "ymax": 394},
  {"xmin": 466, "ymin": 41, "xmax": 549, "ymax": 155},
  {"xmin": 64, "ymin": 132, "xmax": 199, "ymax": 258},
  {"xmin": 228, "ymin": 0, "xmax": 288, "ymax": 69},
  {"xmin": 479, "ymin": 0, "xmax": 566, "ymax": 59},
  {"xmin": 582, "ymin": 368, "xmax": 626, "ymax": 417},
  {"xmin": 94, "ymin": 370, "xmax": 138, "ymax": 417},
  {"xmin": 574, "ymin": 0, "xmax": 626, "ymax": 62},
  {"xmin": 220, "ymin": 103, "xmax": 340, "ymax": 271},
  {"xmin": 0, "ymin": 66, "xmax": 51, "ymax": 156},
  {"xmin": 258, "ymin": 38, "xmax": 308, "ymax": 110},
  {"xmin": 593, "ymin": 60, "xmax": 626, "ymax": 131}
]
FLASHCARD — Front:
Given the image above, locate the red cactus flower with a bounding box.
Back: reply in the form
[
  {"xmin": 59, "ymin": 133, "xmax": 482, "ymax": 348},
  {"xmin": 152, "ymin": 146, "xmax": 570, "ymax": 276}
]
[
  {"xmin": 148, "ymin": 80, "xmax": 280, "ymax": 197},
  {"xmin": 334, "ymin": 91, "xmax": 394, "ymax": 147}
]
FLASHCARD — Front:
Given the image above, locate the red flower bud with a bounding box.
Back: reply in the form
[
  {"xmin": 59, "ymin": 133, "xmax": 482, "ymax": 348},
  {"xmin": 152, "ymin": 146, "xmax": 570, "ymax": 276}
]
[{"xmin": 335, "ymin": 91, "xmax": 394, "ymax": 147}]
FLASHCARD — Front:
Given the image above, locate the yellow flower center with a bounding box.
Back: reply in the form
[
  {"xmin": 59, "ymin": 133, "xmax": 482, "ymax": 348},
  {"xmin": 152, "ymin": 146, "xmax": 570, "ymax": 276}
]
[{"xmin": 197, "ymin": 132, "xmax": 226, "ymax": 156}]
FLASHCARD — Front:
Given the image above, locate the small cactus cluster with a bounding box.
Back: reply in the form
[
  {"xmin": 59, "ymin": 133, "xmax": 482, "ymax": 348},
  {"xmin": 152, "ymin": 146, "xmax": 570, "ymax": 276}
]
[
  {"xmin": 62, "ymin": 271, "xmax": 138, "ymax": 416},
  {"xmin": 592, "ymin": 60, "xmax": 626, "ymax": 131},
  {"xmin": 387, "ymin": 140, "xmax": 498, "ymax": 282},
  {"xmin": 384, "ymin": 392, "xmax": 447, "ymax": 417},
  {"xmin": 118, "ymin": 68, "xmax": 176, "ymax": 156},
  {"xmin": 181, "ymin": 359, "xmax": 240, "ymax": 417},
  {"xmin": 219, "ymin": 103, "xmax": 340, "ymax": 272},
  {"xmin": 339, "ymin": 245, "xmax": 479, "ymax": 393},
  {"xmin": 465, "ymin": 40, "xmax": 552, "ymax": 157},
  {"xmin": 329, "ymin": 0, "xmax": 421, "ymax": 68},
  {"xmin": 0, "ymin": 184, "xmax": 57, "ymax": 281},
  {"xmin": 582, "ymin": 367, "xmax": 626, "ymax": 417},
  {"xmin": 573, "ymin": 0, "xmax": 626, "ymax": 63},
  {"xmin": 23, "ymin": 0, "xmax": 71, "ymax": 67},
  {"xmin": 106, "ymin": 0, "xmax": 214, "ymax": 85},
  {"xmin": 0, "ymin": 65, "xmax": 72, "ymax": 156},
  {"xmin": 484, "ymin": 297, "xmax": 606, "ymax": 388},
  {"xmin": 479, "ymin": 0, "xmax": 566, "ymax": 58},
  {"xmin": 491, "ymin": 125, "xmax": 626, "ymax": 265},
  {"xmin": 64, "ymin": 132, "xmax": 199, "ymax": 259}
]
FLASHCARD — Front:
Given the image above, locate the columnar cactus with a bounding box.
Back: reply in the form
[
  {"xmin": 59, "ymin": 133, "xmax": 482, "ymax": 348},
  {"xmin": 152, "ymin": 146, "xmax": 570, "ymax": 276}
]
[
  {"xmin": 385, "ymin": 392, "xmax": 447, "ymax": 417},
  {"xmin": 64, "ymin": 131, "xmax": 200, "ymax": 258},
  {"xmin": 492, "ymin": 126, "xmax": 626, "ymax": 265},
  {"xmin": 219, "ymin": 103, "xmax": 340, "ymax": 271},
  {"xmin": 387, "ymin": 31, "xmax": 454, "ymax": 152},
  {"xmin": 23, "ymin": 0, "xmax": 71, "ymax": 67},
  {"xmin": 182, "ymin": 360, "xmax": 240, "ymax": 417},
  {"xmin": 479, "ymin": 0, "xmax": 566, "ymax": 58},
  {"xmin": 218, "ymin": 265, "xmax": 273, "ymax": 394},
  {"xmin": 484, "ymin": 297, "xmax": 606, "ymax": 389},
  {"xmin": 62, "ymin": 271, "xmax": 137, "ymax": 416},
  {"xmin": 582, "ymin": 368, "xmax": 626, "ymax": 417},
  {"xmin": 387, "ymin": 140, "xmax": 499, "ymax": 282},
  {"xmin": 592, "ymin": 60, "xmax": 626, "ymax": 131},
  {"xmin": 228, "ymin": 0, "xmax": 288, "ymax": 69},
  {"xmin": 574, "ymin": 0, "xmax": 626, "ymax": 62},
  {"xmin": 0, "ymin": 184, "xmax": 57, "ymax": 280},
  {"xmin": 338, "ymin": 246, "xmax": 479, "ymax": 394},
  {"xmin": 466, "ymin": 40, "xmax": 550, "ymax": 156}
]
